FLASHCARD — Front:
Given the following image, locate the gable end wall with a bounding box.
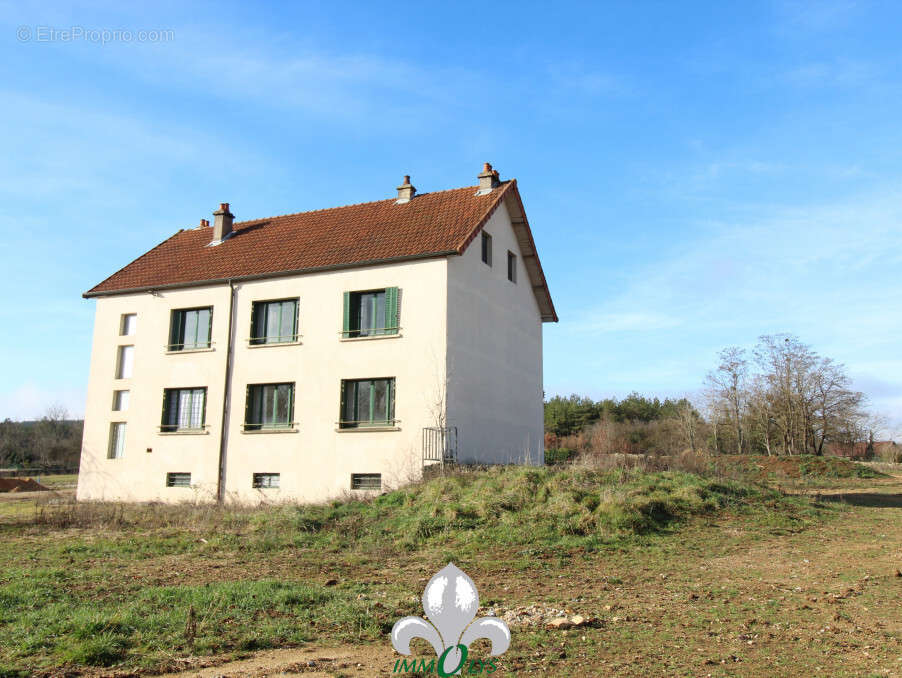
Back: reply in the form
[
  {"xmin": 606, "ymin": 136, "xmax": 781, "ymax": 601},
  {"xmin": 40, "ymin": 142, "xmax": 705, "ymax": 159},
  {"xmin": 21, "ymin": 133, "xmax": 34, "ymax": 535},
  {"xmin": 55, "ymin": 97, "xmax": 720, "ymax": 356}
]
[{"xmin": 445, "ymin": 200, "xmax": 544, "ymax": 465}]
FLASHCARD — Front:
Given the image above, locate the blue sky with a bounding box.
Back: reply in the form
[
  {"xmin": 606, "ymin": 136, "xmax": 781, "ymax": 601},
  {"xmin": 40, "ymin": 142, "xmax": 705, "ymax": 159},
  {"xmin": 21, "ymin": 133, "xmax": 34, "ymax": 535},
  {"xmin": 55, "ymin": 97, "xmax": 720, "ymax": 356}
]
[{"xmin": 1, "ymin": 1, "xmax": 900, "ymax": 435}]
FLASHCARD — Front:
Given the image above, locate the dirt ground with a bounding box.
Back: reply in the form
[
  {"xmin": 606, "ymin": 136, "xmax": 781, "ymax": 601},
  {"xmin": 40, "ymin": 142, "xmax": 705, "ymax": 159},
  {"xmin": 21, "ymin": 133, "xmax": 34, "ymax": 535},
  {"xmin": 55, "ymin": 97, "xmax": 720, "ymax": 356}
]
[{"xmin": 90, "ymin": 472, "xmax": 901, "ymax": 678}]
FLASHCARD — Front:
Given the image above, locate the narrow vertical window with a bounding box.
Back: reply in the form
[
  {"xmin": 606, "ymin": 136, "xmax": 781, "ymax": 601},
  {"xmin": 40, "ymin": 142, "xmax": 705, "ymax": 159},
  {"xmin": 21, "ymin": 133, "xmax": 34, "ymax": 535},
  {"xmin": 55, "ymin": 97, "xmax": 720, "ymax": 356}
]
[
  {"xmin": 116, "ymin": 345, "xmax": 134, "ymax": 379},
  {"xmin": 108, "ymin": 422, "xmax": 126, "ymax": 459},
  {"xmin": 481, "ymin": 232, "xmax": 492, "ymax": 266},
  {"xmin": 250, "ymin": 299, "xmax": 299, "ymax": 344},
  {"xmin": 507, "ymin": 251, "xmax": 517, "ymax": 283},
  {"xmin": 112, "ymin": 390, "xmax": 130, "ymax": 411},
  {"xmin": 168, "ymin": 307, "xmax": 213, "ymax": 351},
  {"xmin": 339, "ymin": 378, "xmax": 395, "ymax": 428},
  {"xmin": 161, "ymin": 388, "xmax": 207, "ymax": 432},
  {"xmin": 120, "ymin": 313, "xmax": 136, "ymax": 336}
]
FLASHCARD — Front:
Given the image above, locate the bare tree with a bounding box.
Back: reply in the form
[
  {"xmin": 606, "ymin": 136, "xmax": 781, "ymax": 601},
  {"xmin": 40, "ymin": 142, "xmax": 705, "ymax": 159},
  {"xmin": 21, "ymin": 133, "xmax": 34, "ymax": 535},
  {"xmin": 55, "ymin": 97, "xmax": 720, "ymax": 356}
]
[
  {"xmin": 706, "ymin": 347, "xmax": 748, "ymax": 454},
  {"xmin": 809, "ymin": 358, "xmax": 863, "ymax": 455},
  {"xmin": 746, "ymin": 375, "xmax": 775, "ymax": 456},
  {"xmin": 675, "ymin": 396, "xmax": 700, "ymax": 454}
]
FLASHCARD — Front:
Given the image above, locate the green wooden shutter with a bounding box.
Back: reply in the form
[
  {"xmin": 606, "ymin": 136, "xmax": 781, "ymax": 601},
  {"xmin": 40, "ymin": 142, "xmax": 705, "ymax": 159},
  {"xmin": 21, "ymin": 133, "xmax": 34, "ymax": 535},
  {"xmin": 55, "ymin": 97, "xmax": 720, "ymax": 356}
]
[
  {"xmin": 169, "ymin": 311, "xmax": 180, "ymax": 349},
  {"xmin": 384, "ymin": 287, "xmax": 399, "ymax": 334},
  {"xmin": 293, "ymin": 299, "xmax": 300, "ymax": 340},
  {"xmin": 243, "ymin": 385, "xmax": 252, "ymax": 430},
  {"xmin": 342, "ymin": 292, "xmax": 351, "ymax": 338},
  {"xmin": 249, "ymin": 303, "xmax": 258, "ymax": 344},
  {"xmin": 389, "ymin": 378, "xmax": 396, "ymax": 424},
  {"xmin": 339, "ymin": 380, "xmax": 347, "ymax": 426},
  {"xmin": 161, "ymin": 389, "xmax": 169, "ymax": 430}
]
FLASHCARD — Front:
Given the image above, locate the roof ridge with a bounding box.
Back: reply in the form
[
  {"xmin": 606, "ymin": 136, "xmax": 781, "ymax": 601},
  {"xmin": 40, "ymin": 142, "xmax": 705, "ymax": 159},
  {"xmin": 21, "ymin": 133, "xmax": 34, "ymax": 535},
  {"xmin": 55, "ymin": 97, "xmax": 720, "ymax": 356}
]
[
  {"xmin": 234, "ymin": 183, "xmax": 484, "ymax": 227},
  {"xmin": 453, "ymin": 180, "xmax": 516, "ymax": 253}
]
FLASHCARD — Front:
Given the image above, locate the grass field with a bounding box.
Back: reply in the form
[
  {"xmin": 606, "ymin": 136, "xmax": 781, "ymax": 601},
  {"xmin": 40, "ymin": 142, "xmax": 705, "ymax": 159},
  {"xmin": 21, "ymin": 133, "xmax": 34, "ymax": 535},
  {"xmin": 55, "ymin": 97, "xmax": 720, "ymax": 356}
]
[{"xmin": 0, "ymin": 459, "xmax": 900, "ymax": 677}]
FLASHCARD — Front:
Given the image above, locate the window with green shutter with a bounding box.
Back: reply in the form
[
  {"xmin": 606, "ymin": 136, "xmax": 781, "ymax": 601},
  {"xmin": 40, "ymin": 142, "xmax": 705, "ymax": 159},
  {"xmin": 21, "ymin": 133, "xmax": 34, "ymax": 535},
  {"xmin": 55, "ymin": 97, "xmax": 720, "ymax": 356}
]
[
  {"xmin": 244, "ymin": 383, "xmax": 295, "ymax": 430},
  {"xmin": 342, "ymin": 288, "xmax": 399, "ymax": 338},
  {"xmin": 161, "ymin": 388, "xmax": 207, "ymax": 432},
  {"xmin": 250, "ymin": 299, "xmax": 299, "ymax": 344},
  {"xmin": 339, "ymin": 378, "xmax": 395, "ymax": 428},
  {"xmin": 168, "ymin": 307, "xmax": 213, "ymax": 351}
]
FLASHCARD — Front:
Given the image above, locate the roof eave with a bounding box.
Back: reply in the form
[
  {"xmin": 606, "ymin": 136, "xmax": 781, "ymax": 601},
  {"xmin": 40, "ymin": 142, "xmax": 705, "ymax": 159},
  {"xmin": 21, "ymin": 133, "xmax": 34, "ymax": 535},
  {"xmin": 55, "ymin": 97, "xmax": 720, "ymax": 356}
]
[
  {"xmin": 83, "ymin": 250, "xmax": 458, "ymax": 298},
  {"xmin": 454, "ymin": 179, "xmax": 558, "ymax": 323}
]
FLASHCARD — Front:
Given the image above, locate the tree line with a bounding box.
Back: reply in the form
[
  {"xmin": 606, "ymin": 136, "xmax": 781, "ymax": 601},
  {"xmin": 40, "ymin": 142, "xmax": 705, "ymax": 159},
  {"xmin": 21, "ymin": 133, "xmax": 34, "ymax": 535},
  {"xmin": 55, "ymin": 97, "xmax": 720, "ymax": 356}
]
[
  {"xmin": 0, "ymin": 405, "xmax": 82, "ymax": 469},
  {"xmin": 545, "ymin": 334, "xmax": 885, "ymax": 457}
]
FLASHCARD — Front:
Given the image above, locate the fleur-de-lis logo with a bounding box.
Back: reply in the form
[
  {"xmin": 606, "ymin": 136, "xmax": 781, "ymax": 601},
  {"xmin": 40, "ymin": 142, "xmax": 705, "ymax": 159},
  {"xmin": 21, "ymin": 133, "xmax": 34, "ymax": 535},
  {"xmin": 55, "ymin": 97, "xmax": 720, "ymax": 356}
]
[{"xmin": 391, "ymin": 563, "xmax": 510, "ymax": 676}]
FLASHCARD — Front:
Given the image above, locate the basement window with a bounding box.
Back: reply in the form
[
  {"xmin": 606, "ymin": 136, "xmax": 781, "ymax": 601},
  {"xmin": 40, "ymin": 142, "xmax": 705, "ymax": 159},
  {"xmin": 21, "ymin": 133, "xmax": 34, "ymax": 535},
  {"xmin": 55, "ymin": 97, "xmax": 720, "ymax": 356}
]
[
  {"xmin": 108, "ymin": 422, "xmax": 126, "ymax": 459},
  {"xmin": 166, "ymin": 472, "xmax": 191, "ymax": 488},
  {"xmin": 250, "ymin": 299, "xmax": 299, "ymax": 345},
  {"xmin": 481, "ymin": 232, "xmax": 492, "ymax": 266},
  {"xmin": 168, "ymin": 307, "xmax": 212, "ymax": 351},
  {"xmin": 342, "ymin": 288, "xmax": 399, "ymax": 338},
  {"xmin": 339, "ymin": 378, "xmax": 395, "ymax": 428},
  {"xmin": 351, "ymin": 473, "xmax": 381, "ymax": 490},
  {"xmin": 507, "ymin": 251, "xmax": 517, "ymax": 283},
  {"xmin": 161, "ymin": 388, "xmax": 206, "ymax": 432},
  {"xmin": 244, "ymin": 383, "xmax": 295, "ymax": 431},
  {"xmin": 252, "ymin": 473, "xmax": 280, "ymax": 489}
]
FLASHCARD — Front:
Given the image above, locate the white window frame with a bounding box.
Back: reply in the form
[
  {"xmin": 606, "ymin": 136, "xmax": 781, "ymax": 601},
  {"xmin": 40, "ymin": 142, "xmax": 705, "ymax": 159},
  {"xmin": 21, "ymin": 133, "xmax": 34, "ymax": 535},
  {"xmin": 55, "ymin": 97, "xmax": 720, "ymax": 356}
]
[
  {"xmin": 108, "ymin": 422, "xmax": 126, "ymax": 459},
  {"xmin": 116, "ymin": 345, "xmax": 134, "ymax": 379},
  {"xmin": 113, "ymin": 390, "xmax": 130, "ymax": 411}
]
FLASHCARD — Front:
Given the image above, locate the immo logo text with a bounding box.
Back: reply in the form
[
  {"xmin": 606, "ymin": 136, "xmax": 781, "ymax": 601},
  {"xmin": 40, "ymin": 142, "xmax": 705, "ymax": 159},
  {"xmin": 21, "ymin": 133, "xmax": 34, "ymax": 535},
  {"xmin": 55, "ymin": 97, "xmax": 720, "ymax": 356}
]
[{"xmin": 390, "ymin": 563, "xmax": 510, "ymax": 676}]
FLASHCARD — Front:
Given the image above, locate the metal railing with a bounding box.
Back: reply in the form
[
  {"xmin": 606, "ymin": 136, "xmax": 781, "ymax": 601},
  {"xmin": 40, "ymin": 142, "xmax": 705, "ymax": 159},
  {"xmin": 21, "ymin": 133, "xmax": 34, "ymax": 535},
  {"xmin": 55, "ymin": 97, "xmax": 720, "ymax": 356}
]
[
  {"xmin": 339, "ymin": 326, "xmax": 402, "ymax": 338},
  {"xmin": 337, "ymin": 418, "xmax": 400, "ymax": 428},
  {"xmin": 423, "ymin": 426, "xmax": 458, "ymax": 466},
  {"xmin": 164, "ymin": 341, "xmax": 214, "ymax": 352},
  {"xmin": 246, "ymin": 334, "xmax": 301, "ymax": 345},
  {"xmin": 242, "ymin": 421, "xmax": 298, "ymax": 431},
  {"xmin": 158, "ymin": 424, "xmax": 209, "ymax": 433}
]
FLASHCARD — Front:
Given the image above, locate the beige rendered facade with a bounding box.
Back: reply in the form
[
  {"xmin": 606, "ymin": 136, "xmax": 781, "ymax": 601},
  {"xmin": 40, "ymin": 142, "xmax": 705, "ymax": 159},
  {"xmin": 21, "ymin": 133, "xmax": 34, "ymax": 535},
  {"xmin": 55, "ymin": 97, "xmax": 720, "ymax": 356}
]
[{"xmin": 77, "ymin": 172, "xmax": 554, "ymax": 504}]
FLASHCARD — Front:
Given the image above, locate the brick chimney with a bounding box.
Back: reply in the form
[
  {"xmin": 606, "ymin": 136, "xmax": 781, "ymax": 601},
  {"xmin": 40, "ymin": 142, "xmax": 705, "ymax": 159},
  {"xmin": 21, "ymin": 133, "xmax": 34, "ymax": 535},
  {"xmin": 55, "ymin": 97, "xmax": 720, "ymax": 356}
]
[
  {"xmin": 396, "ymin": 175, "xmax": 416, "ymax": 203},
  {"xmin": 476, "ymin": 163, "xmax": 501, "ymax": 195},
  {"xmin": 198, "ymin": 218, "xmax": 210, "ymax": 229},
  {"xmin": 211, "ymin": 203, "xmax": 234, "ymax": 243}
]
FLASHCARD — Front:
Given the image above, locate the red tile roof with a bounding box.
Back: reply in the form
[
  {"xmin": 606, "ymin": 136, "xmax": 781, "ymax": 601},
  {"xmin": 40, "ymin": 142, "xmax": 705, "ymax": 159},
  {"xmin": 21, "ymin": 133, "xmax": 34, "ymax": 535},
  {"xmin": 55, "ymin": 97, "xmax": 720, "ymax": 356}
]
[{"xmin": 85, "ymin": 179, "xmax": 557, "ymax": 321}]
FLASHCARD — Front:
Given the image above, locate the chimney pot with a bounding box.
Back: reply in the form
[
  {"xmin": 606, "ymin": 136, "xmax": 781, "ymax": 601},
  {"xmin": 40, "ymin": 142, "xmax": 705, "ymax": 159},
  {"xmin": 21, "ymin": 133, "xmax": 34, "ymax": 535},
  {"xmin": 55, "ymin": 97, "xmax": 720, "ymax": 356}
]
[
  {"xmin": 396, "ymin": 175, "xmax": 416, "ymax": 203},
  {"xmin": 211, "ymin": 202, "xmax": 234, "ymax": 243},
  {"xmin": 477, "ymin": 162, "xmax": 501, "ymax": 194}
]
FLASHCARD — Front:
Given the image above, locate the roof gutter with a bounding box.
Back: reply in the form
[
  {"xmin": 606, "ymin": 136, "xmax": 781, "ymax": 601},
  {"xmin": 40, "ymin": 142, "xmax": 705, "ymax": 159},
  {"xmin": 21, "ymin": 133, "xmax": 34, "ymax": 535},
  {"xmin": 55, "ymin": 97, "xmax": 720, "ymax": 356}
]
[{"xmin": 82, "ymin": 251, "xmax": 458, "ymax": 298}]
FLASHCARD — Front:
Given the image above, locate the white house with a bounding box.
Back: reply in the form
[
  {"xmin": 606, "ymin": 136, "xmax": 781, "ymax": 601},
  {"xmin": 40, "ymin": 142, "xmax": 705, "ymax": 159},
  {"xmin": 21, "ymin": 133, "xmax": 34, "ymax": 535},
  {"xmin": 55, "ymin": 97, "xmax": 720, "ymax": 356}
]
[{"xmin": 76, "ymin": 164, "xmax": 557, "ymax": 504}]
